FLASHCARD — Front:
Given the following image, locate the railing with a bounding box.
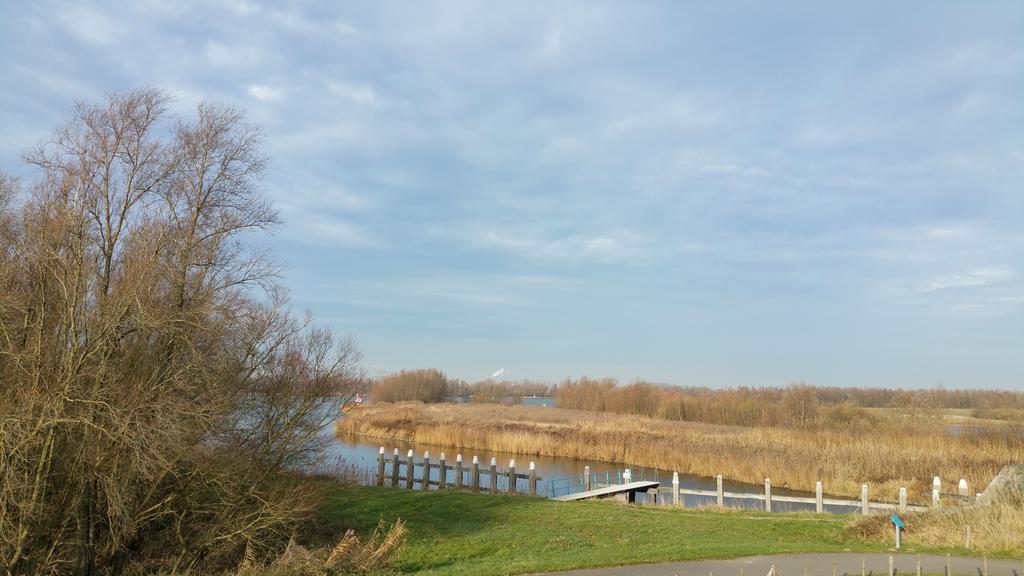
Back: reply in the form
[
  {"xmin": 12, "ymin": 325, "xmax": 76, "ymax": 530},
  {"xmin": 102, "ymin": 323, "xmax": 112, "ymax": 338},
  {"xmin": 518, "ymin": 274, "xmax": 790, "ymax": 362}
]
[
  {"xmin": 374, "ymin": 447, "xmax": 541, "ymax": 496},
  {"xmin": 549, "ymin": 466, "xmax": 978, "ymax": 515},
  {"xmin": 372, "ymin": 445, "xmax": 979, "ymax": 514}
]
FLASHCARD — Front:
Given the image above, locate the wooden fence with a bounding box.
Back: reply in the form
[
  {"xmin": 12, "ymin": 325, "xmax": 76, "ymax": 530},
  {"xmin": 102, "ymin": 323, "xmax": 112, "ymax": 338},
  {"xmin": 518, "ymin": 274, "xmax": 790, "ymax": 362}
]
[
  {"xmin": 375, "ymin": 447, "xmax": 542, "ymax": 496},
  {"xmin": 373, "ymin": 445, "xmax": 978, "ymax": 514},
  {"xmin": 566, "ymin": 466, "xmax": 978, "ymax": 514}
]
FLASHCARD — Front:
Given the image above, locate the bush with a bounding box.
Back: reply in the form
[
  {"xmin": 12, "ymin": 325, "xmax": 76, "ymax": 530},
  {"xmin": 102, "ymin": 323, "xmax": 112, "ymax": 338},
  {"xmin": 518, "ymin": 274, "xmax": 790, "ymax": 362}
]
[{"xmin": 373, "ymin": 369, "xmax": 448, "ymax": 403}]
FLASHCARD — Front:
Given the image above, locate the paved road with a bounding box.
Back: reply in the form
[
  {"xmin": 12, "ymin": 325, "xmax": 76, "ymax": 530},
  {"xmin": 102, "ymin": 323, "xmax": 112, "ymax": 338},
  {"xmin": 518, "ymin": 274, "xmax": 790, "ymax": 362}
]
[{"xmin": 533, "ymin": 553, "xmax": 1024, "ymax": 576}]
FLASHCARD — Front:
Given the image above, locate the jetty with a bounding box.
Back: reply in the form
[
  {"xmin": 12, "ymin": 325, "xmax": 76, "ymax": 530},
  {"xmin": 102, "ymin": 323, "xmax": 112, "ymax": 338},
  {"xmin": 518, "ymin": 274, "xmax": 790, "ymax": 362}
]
[{"xmin": 551, "ymin": 481, "xmax": 660, "ymax": 503}]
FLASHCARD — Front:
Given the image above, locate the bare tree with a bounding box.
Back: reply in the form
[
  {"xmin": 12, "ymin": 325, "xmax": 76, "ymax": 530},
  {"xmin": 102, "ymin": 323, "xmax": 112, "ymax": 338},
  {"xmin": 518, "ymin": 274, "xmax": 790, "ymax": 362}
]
[{"xmin": 0, "ymin": 89, "xmax": 360, "ymax": 575}]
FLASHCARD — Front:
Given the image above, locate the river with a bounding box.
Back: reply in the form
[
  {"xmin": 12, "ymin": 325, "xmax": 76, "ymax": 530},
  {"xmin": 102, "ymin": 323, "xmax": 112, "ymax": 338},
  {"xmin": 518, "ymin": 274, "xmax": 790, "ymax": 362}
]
[{"xmin": 324, "ymin": 429, "xmax": 862, "ymax": 513}]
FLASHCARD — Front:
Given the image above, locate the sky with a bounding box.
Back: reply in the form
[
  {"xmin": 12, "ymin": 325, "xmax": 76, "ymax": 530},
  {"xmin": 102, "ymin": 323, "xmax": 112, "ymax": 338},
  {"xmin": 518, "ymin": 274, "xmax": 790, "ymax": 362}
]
[{"xmin": 2, "ymin": 1, "xmax": 1023, "ymax": 388}]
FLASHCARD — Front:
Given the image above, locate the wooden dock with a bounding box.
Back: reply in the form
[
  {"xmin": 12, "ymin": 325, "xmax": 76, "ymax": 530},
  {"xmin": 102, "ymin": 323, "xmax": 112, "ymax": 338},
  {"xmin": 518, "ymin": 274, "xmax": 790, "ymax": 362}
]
[{"xmin": 552, "ymin": 481, "xmax": 660, "ymax": 503}]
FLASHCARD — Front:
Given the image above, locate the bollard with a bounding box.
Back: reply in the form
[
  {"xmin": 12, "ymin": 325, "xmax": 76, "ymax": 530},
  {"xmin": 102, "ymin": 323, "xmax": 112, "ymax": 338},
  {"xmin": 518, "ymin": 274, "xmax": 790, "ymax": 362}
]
[
  {"xmin": 716, "ymin": 474, "xmax": 724, "ymax": 507},
  {"xmin": 899, "ymin": 487, "xmax": 907, "ymax": 513},
  {"xmin": 933, "ymin": 477, "xmax": 942, "ymax": 509},
  {"xmin": 421, "ymin": 451, "xmax": 431, "ymax": 491},
  {"xmin": 584, "ymin": 466, "xmax": 592, "ymax": 491},
  {"xmin": 455, "ymin": 454, "xmax": 464, "ymax": 490},
  {"xmin": 815, "ymin": 481, "xmax": 823, "ymax": 514},
  {"xmin": 472, "ymin": 456, "xmax": 480, "ymax": 493},
  {"xmin": 888, "ymin": 555, "xmax": 894, "ymax": 576},
  {"xmin": 958, "ymin": 479, "xmax": 969, "ymax": 505},
  {"xmin": 377, "ymin": 447, "xmax": 386, "ymax": 486},
  {"xmin": 390, "ymin": 448, "xmax": 400, "ymax": 487},
  {"xmin": 673, "ymin": 472, "xmax": 681, "ymax": 507},
  {"xmin": 861, "ymin": 484, "xmax": 870, "ymax": 516},
  {"xmin": 508, "ymin": 460, "xmax": 517, "ymax": 494},
  {"xmin": 489, "ymin": 457, "xmax": 498, "ymax": 493},
  {"xmin": 764, "ymin": 478, "xmax": 772, "ymax": 512},
  {"xmin": 438, "ymin": 452, "xmax": 446, "ymax": 490},
  {"xmin": 405, "ymin": 449, "xmax": 415, "ymax": 489},
  {"xmin": 528, "ymin": 462, "xmax": 537, "ymax": 496}
]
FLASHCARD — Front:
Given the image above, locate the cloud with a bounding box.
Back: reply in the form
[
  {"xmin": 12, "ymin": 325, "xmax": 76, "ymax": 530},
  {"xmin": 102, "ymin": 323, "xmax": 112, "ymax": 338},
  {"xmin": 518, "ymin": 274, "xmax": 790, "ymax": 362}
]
[
  {"xmin": 923, "ymin": 267, "xmax": 1012, "ymax": 292},
  {"xmin": 247, "ymin": 84, "xmax": 283, "ymax": 102},
  {"xmin": 57, "ymin": 5, "xmax": 120, "ymax": 46},
  {"xmin": 283, "ymin": 214, "xmax": 375, "ymax": 247},
  {"xmin": 327, "ymin": 81, "xmax": 383, "ymax": 107},
  {"xmin": 479, "ymin": 229, "xmax": 645, "ymax": 263}
]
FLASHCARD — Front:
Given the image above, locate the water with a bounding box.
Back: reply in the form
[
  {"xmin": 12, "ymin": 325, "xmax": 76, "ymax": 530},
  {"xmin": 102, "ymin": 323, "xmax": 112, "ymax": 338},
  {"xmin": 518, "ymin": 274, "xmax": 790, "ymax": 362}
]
[{"xmin": 325, "ymin": 431, "xmax": 861, "ymax": 513}]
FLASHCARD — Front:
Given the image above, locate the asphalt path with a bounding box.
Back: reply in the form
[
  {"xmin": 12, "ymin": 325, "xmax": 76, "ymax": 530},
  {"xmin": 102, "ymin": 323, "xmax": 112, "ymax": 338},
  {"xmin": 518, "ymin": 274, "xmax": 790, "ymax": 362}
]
[{"xmin": 533, "ymin": 553, "xmax": 1024, "ymax": 576}]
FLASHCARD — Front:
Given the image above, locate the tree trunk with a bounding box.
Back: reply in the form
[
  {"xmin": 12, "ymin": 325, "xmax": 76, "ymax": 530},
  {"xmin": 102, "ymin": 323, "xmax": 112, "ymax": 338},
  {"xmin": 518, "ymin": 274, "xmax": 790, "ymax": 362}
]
[{"xmin": 76, "ymin": 481, "xmax": 96, "ymax": 576}]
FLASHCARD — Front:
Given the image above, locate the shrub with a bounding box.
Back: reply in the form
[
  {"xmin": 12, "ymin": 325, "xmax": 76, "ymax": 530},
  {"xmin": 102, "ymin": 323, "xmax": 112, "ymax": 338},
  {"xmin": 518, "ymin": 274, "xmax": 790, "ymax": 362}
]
[{"xmin": 373, "ymin": 369, "xmax": 448, "ymax": 403}]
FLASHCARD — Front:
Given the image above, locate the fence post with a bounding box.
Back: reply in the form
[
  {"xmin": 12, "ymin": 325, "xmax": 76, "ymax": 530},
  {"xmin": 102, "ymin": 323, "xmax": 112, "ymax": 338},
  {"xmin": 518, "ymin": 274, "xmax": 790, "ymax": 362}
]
[
  {"xmin": 932, "ymin": 477, "xmax": 941, "ymax": 509},
  {"xmin": 405, "ymin": 449, "xmax": 415, "ymax": 489},
  {"xmin": 421, "ymin": 451, "xmax": 431, "ymax": 491},
  {"xmin": 438, "ymin": 452, "xmax": 446, "ymax": 490},
  {"xmin": 673, "ymin": 472, "xmax": 681, "ymax": 507},
  {"xmin": 376, "ymin": 447, "xmax": 386, "ymax": 486},
  {"xmin": 764, "ymin": 478, "xmax": 772, "ymax": 512},
  {"xmin": 390, "ymin": 448, "xmax": 400, "ymax": 487},
  {"xmin": 861, "ymin": 484, "xmax": 869, "ymax": 515},
  {"xmin": 508, "ymin": 460, "xmax": 517, "ymax": 494},
  {"xmin": 455, "ymin": 454, "xmax": 463, "ymax": 490},
  {"xmin": 471, "ymin": 456, "xmax": 480, "ymax": 493},
  {"xmin": 899, "ymin": 487, "xmax": 907, "ymax": 513},
  {"xmin": 717, "ymin": 475, "xmax": 724, "ymax": 507},
  {"xmin": 584, "ymin": 466, "xmax": 592, "ymax": 491},
  {"xmin": 528, "ymin": 462, "xmax": 537, "ymax": 496},
  {"xmin": 958, "ymin": 479, "xmax": 968, "ymax": 505},
  {"xmin": 489, "ymin": 457, "xmax": 498, "ymax": 493}
]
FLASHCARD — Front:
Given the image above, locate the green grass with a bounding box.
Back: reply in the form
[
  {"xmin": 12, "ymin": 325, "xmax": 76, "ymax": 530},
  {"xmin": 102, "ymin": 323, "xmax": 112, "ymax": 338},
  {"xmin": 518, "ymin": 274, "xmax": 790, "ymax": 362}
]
[{"xmin": 314, "ymin": 486, "xmax": 887, "ymax": 576}]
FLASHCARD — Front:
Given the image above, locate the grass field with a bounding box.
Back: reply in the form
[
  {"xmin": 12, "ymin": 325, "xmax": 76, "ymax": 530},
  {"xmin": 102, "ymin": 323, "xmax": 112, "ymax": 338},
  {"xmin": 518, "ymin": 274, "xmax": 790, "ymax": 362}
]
[{"xmin": 314, "ymin": 485, "xmax": 888, "ymax": 575}]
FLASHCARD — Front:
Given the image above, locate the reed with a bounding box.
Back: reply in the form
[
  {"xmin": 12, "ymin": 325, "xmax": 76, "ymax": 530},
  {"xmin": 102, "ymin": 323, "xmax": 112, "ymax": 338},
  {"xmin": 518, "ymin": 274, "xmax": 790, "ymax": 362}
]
[
  {"xmin": 848, "ymin": 499, "xmax": 1024, "ymax": 554},
  {"xmin": 336, "ymin": 402, "xmax": 1023, "ymax": 501}
]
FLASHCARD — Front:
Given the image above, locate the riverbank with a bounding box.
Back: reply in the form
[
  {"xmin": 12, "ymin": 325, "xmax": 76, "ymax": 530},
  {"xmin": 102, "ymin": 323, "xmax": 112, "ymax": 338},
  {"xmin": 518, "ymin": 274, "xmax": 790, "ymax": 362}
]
[
  {"xmin": 315, "ymin": 485, "xmax": 883, "ymax": 575},
  {"xmin": 335, "ymin": 402, "xmax": 1020, "ymax": 502}
]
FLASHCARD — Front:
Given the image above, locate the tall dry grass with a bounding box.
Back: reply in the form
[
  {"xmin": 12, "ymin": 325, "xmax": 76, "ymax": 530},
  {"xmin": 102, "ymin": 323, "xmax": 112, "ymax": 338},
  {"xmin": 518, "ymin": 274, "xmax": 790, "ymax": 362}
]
[
  {"xmin": 848, "ymin": 499, "xmax": 1024, "ymax": 555},
  {"xmin": 236, "ymin": 518, "xmax": 407, "ymax": 575},
  {"xmin": 336, "ymin": 402, "xmax": 1024, "ymax": 502}
]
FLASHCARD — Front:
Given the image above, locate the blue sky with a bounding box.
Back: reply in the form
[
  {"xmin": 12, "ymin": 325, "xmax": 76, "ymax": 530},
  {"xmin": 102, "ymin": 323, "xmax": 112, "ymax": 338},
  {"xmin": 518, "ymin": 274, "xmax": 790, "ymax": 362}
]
[{"xmin": 2, "ymin": 1, "xmax": 1023, "ymax": 388}]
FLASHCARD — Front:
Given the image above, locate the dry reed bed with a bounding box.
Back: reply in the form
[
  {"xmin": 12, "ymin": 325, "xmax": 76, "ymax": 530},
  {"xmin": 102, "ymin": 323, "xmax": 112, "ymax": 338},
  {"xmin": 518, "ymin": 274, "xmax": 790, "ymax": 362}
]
[
  {"xmin": 849, "ymin": 499, "xmax": 1024, "ymax": 554},
  {"xmin": 335, "ymin": 402, "xmax": 1024, "ymax": 501}
]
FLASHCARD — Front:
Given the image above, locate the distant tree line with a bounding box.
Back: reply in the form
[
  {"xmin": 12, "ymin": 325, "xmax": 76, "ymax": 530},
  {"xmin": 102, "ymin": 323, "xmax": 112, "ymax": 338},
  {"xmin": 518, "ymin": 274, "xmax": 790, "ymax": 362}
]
[
  {"xmin": 370, "ymin": 369, "xmax": 553, "ymax": 404},
  {"xmin": 369, "ymin": 369, "xmax": 1024, "ymax": 424},
  {"xmin": 554, "ymin": 378, "xmax": 1024, "ymax": 428}
]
